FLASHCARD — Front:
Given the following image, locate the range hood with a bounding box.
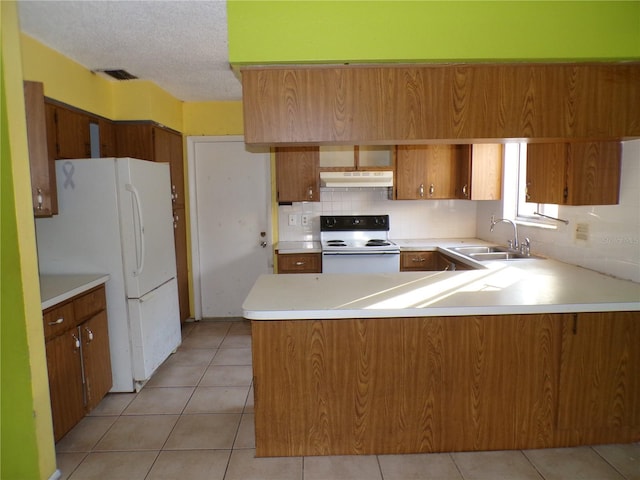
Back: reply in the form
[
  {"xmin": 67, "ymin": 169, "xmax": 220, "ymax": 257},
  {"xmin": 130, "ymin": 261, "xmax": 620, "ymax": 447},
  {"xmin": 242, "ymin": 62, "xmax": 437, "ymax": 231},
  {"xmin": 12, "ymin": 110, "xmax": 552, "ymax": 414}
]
[{"xmin": 320, "ymin": 171, "xmax": 393, "ymax": 188}]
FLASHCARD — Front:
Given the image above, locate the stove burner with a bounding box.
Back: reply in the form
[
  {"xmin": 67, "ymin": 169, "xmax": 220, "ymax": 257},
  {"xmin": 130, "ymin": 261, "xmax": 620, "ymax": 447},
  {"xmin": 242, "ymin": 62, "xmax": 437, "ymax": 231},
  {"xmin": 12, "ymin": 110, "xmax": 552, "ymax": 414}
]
[
  {"xmin": 327, "ymin": 240, "xmax": 347, "ymax": 247},
  {"xmin": 366, "ymin": 239, "xmax": 391, "ymax": 246}
]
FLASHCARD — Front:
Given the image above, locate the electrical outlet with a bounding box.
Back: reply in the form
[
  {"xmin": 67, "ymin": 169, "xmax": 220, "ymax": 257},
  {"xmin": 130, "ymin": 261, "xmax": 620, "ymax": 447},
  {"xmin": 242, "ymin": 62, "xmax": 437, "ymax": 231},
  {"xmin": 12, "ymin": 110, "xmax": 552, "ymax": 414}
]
[
  {"xmin": 301, "ymin": 215, "xmax": 309, "ymax": 226},
  {"xmin": 575, "ymin": 223, "xmax": 589, "ymax": 241},
  {"xmin": 288, "ymin": 214, "xmax": 297, "ymax": 226}
]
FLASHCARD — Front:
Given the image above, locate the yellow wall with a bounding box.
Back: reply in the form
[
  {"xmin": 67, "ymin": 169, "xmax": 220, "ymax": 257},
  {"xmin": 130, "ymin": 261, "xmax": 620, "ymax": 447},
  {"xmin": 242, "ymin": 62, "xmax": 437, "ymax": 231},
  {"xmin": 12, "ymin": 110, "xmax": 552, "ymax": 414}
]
[
  {"xmin": 1, "ymin": 3, "xmax": 57, "ymax": 479},
  {"xmin": 182, "ymin": 101, "xmax": 244, "ymax": 136}
]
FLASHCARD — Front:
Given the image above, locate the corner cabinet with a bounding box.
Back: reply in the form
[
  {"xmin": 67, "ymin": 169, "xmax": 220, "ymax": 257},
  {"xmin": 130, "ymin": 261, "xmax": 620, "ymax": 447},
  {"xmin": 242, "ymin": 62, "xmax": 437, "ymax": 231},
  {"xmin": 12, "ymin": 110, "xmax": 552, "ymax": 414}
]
[
  {"xmin": 44, "ymin": 285, "xmax": 112, "ymax": 441},
  {"xmin": 526, "ymin": 142, "xmax": 621, "ymax": 205},
  {"xmin": 275, "ymin": 147, "xmax": 320, "ymax": 203},
  {"xmin": 24, "ymin": 81, "xmax": 57, "ymax": 217}
]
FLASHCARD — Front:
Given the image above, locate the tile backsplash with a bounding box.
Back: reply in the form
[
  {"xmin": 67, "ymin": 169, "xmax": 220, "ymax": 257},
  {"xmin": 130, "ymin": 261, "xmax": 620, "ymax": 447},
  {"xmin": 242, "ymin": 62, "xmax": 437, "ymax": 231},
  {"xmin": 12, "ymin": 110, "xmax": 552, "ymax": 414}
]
[
  {"xmin": 278, "ymin": 188, "xmax": 478, "ymax": 241},
  {"xmin": 279, "ymin": 140, "xmax": 639, "ymax": 283},
  {"xmin": 477, "ymin": 140, "xmax": 640, "ymax": 283}
]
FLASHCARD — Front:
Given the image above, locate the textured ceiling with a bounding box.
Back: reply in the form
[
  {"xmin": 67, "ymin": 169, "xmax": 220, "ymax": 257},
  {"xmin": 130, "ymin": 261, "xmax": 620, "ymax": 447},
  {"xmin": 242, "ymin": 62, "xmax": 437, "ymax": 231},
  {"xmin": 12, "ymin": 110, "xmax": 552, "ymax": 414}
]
[{"xmin": 17, "ymin": 0, "xmax": 242, "ymax": 102}]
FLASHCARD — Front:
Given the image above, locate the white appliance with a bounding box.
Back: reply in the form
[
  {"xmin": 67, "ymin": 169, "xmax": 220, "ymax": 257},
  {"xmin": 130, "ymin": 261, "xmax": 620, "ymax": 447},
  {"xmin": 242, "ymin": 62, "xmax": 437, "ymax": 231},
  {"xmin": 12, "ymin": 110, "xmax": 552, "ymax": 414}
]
[
  {"xmin": 36, "ymin": 158, "xmax": 181, "ymax": 392},
  {"xmin": 320, "ymin": 215, "xmax": 400, "ymax": 274}
]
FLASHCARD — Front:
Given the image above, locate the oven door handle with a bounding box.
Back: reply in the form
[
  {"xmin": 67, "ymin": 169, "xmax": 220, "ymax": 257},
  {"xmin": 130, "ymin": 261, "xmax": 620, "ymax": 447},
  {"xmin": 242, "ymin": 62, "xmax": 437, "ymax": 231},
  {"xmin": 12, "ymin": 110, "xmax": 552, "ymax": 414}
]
[{"xmin": 322, "ymin": 251, "xmax": 400, "ymax": 256}]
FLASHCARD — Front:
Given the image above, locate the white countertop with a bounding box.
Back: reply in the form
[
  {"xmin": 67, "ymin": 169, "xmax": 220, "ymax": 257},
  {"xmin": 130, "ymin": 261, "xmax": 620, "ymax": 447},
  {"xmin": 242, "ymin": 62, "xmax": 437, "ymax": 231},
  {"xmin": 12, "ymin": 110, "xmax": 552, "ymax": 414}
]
[
  {"xmin": 243, "ymin": 256, "xmax": 640, "ymax": 320},
  {"xmin": 40, "ymin": 274, "xmax": 110, "ymax": 310},
  {"xmin": 276, "ymin": 241, "xmax": 322, "ymax": 253}
]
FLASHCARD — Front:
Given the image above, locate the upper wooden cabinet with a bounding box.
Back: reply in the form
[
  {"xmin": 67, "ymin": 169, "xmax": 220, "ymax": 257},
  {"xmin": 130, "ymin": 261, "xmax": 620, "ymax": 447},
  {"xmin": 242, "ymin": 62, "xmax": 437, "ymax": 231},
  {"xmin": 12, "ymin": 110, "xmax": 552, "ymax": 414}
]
[
  {"xmin": 526, "ymin": 142, "xmax": 621, "ymax": 205},
  {"xmin": 115, "ymin": 122, "xmax": 185, "ymax": 208},
  {"xmin": 241, "ymin": 63, "xmax": 640, "ymax": 145},
  {"xmin": 395, "ymin": 145, "xmax": 467, "ymax": 200},
  {"xmin": 49, "ymin": 104, "xmax": 92, "ymax": 159},
  {"xmin": 457, "ymin": 144, "xmax": 503, "ymax": 201},
  {"xmin": 275, "ymin": 147, "xmax": 320, "ymax": 203},
  {"xmin": 24, "ymin": 81, "xmax": 56, "ymax": 217},
  {"xmin": 319, "ymin": 145, "xmax": 393, "ymax": 171}
]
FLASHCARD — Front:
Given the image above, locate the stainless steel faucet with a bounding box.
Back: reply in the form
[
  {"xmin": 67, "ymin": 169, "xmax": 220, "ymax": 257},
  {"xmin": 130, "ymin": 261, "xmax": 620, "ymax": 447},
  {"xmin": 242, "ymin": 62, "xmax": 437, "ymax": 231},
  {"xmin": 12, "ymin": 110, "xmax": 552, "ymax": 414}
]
[{"xmin": 490, "ymin": 218, "xmax": 519, "ymax": 251}]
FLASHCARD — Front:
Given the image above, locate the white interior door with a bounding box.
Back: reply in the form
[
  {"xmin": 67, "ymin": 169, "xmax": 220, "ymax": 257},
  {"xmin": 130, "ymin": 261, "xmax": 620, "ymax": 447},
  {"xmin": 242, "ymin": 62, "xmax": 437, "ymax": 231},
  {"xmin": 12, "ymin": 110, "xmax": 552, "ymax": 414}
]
[{"xmin": 188, "ymin": 137, "xmax": 272, "ymax": 318}]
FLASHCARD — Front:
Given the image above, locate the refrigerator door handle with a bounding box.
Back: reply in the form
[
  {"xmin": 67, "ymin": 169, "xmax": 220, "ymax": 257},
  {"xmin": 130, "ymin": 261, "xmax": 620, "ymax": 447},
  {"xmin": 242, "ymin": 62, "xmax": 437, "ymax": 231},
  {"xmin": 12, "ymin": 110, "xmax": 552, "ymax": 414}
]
[{"xmin": 125, "ymin": 183, "xmax": 145, "ymax": 276}]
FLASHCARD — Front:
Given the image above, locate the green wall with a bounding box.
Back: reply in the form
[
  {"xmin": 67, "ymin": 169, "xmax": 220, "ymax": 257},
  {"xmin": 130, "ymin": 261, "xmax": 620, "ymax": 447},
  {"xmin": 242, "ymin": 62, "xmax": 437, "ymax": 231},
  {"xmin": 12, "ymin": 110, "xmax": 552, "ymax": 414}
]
[{"xmin": 228, "ymin": 0, "xmax": 640, "ymax": 64}]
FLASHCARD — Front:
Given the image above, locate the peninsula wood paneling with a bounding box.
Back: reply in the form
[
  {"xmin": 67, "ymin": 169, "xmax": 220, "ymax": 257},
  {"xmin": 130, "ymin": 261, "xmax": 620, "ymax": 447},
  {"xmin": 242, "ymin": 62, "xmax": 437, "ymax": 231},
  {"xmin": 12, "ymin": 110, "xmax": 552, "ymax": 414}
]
[
  {"xmin": 241, "ymin": 63, "xmax": 640, "ymax": 145},
  {"xmin": 252, "ymin": 314, "xmax": 562, "ymax": 457}
]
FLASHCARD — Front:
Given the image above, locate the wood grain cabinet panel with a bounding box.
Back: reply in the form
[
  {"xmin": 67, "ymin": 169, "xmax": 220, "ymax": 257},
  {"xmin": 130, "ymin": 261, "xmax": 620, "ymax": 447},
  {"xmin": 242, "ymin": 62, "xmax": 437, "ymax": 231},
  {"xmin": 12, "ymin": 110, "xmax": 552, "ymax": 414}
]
[
  {"xmin": 52, "ymin": 106, "xmax": 92, "ymax": 159},
  {"xmin": 396, "ymin": 145, "xmax": 467, "ymax": 200},
  {"xmin": 400, "ymin": 251, "xmax": 438, "ymax": 271},
  {"xmin": 252, "ymin": 314, "xmax": 562, "ymax": 456},
  {"xmin": 44, "ymin": 285, "xmax": 112, "ymax": 442},
  {"xmin": 277, "ymin": 253, "xmax": 322, "ymax": 273},
  {"xmin": 24, "ymin": 81, "xmax": 56, "ymax": 217},
  {"xmin": 458, "ymin": 144, "xmax": 503, "ymax": 200},
  {"xmin": 527, "ymin": 141, "xmax": 621, "ymax": 205},
  {"xmin": 557, "ymin": 312, "xmax": 640, "ymax": 432},
  {"xmin": 241, "ymin": 64, "xmax": 640, "ymax": 145},
  {"xmin": 275, "ymin": 147, "xmax": 320, "ymax": 203}
]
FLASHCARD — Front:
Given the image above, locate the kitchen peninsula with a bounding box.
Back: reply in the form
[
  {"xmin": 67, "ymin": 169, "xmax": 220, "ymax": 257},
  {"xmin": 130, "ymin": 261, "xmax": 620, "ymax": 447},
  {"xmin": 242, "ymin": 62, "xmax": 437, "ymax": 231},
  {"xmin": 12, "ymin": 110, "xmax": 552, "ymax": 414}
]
[{"xmin": 243, "ymin": 254, "xmax": 640, "ymax": 457}]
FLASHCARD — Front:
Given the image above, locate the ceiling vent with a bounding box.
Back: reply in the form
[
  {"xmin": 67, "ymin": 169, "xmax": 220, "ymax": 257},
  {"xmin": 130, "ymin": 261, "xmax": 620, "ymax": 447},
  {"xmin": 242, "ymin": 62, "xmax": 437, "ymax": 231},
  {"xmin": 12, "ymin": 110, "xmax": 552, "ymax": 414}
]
[{"xmin": 96, "ymin": 69, "xmax": 138, "ymax": 81}]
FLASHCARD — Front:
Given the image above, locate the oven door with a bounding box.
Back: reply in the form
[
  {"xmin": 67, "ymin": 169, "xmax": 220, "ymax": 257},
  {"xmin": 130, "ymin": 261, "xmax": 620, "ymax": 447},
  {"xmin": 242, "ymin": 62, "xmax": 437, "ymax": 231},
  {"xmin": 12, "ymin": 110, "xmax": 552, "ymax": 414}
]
[{"xmin": 322, "ymin": 251, "xmax": 400, "ymax": 274}]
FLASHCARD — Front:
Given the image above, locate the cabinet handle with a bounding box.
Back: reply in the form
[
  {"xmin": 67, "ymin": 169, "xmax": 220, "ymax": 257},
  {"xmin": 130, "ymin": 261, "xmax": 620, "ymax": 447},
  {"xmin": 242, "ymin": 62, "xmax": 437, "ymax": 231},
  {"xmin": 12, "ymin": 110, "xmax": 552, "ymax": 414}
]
[
  {"xmin": 308, "ymin": 186, "xmax": 314, "ymax": 199},
  {"xmin": 295, "ymin": 261, "xmax": 306, "ymax": 266},
  {"xmin": 429, "ymin": 184, "xmax": 435, "ymax": 197},
  {"xmin": 85, "ymin": 327, "xmax": 94, "ymax": 342},
  {"xmin": 525, "ymin": 183, "xmax": 531, "ymax": 201},
  {"xmin": 48, "ymin": 317, "xmax": 64, "ymax": 326},
  {"xmin": 36, "ymin": 188, "xmax": 44, "ymax": 210},
  {"xmin": 173, "ymin": 213, "xmax": 179, "ymax": 229},
  {"xmin": 412, "ymin": 257, "xmax": 426, "ymax": 262},
  {"xmin": 72, "ymin": 334, "xmax": 80, "ymax": 349},
  {"xmin": 172, "ymin": 185, "xmax": 178, "ymax": 202},
  {"xmin": 462, "ymin": 184, "xmax": 468, "ymax": 197},
  {"xmin": 419, "ymin": 183, "xmax": 424, "ymax": 198}
]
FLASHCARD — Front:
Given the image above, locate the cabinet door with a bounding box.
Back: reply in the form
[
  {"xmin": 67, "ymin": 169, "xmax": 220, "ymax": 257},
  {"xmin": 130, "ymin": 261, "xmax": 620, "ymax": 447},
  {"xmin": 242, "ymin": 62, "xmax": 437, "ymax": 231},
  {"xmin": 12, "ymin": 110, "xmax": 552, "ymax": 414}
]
[
  {"xmin": 557, "ymin": 312, "xmax": 640, "ymax": 430},
  {"xmin": 277, "ymin": 253, "xmax": 322, "ymax": 273},
  {"xmin": 81, "ymin": 311, "xmax": 113, "ymax": 412},
  {"xmin": 154, "ymin": 128, "xmax": 185, "ymax": 209},
  {"xmin": 54, "ymin": 106, "xmax": 92, "ymax": 159},
  {"xmin": 395, "ymin": 146, "xmax": 428, "ymax": 199},
  {"xmin": 525, "ymin": 143, "xmax": 566, "ymax": 205},
  {"xmin": 46, "ymin": 330, "xmax": 85, "ymax": 441},
  {"xmin": 173, "ymin": 207, "xmax": 190, "ymax": 322},
  {"xmin": 467, "ymin": 144, "xmax": 503, "ymax": 200},
  {"xmin": 24, "ymin": 81, "xmax": 54, "ymax": 216},
  {"xmin": 399, "ymin": 251, "xmax": 437, "ymax": 271},
  {"xmin": 98, "ymin": 118, "xmax": 116, "ymax": 157},
  {"xmin": 275, "ymin": 147, "xmax": 320, "ymax": 202},
  {"xmin": 566, "ymin": 142, "xmax": 621, "ymax": 205},
  {"xmin": 115, "ymin": 123, "xmax": 155, "ymax": 161},
  {"xmin": 396, "ymin": 145, "xmax": 460, "ymax": 199}
]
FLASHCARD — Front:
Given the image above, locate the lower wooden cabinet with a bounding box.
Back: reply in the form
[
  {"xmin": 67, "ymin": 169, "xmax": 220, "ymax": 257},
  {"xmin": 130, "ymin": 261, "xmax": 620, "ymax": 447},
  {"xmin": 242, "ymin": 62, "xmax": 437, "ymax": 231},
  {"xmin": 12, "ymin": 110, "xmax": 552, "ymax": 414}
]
[
  {"xmin": 277, "ymin": 253, "xmax": 322, "ymax": 273},
  {"xmin": 400, "ymin": 251, "xmax": 473, "ymax": 271},
  {"xmin": 44, "ymin": 285, "xmax": 112, "ymax": 441}
]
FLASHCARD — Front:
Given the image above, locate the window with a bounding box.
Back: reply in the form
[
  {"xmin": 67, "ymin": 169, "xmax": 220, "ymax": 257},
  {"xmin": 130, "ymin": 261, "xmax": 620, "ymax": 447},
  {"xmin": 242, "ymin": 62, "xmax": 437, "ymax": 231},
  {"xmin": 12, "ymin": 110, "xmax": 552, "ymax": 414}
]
[{"xmin": 503, "ymin": 143, "xmax": 558, "ymax": 229}]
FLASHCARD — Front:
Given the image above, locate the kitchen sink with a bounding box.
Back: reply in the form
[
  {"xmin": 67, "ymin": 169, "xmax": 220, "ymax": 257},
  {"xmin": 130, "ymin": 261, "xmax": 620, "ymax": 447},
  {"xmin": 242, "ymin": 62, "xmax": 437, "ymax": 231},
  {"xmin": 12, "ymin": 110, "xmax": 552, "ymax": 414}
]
[
  {"xmin": 452, "ymin": 245, "xmax": 510, "ymax": 255},
  {"xmin": 451, "ymin": 245, "xmax": 541, "ymax": 261}
]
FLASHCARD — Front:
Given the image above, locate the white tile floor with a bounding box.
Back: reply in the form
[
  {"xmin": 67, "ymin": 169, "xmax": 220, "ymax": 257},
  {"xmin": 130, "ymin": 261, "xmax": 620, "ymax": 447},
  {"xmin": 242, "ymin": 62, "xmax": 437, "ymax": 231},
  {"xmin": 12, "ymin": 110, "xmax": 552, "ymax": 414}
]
[{"xmin": 56, "ymin": 319, "xmax": 640, "ymax": 480}]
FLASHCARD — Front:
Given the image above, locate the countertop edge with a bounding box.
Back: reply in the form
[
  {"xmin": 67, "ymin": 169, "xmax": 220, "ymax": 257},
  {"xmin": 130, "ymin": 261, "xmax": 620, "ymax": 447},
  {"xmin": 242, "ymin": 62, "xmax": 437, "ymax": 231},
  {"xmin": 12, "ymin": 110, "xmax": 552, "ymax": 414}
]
[{"xmin": 41, "ymin": 274, "xmax": 110, "ymax": 310}]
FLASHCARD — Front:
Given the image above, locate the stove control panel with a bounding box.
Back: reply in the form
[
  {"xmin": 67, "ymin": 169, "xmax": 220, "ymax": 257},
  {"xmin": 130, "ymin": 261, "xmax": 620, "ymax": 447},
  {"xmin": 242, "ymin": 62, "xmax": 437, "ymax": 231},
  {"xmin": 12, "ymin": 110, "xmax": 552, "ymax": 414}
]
[{"xmin": 320, "ymin": 215, "xmax": 390, "ymax": 232}]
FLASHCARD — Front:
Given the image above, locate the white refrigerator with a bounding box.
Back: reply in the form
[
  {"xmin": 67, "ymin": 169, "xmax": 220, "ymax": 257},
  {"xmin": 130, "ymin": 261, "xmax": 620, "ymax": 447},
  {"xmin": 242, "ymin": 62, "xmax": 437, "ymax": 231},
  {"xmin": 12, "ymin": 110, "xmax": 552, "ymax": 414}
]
[{"xmin": 36, "ymin": 157, "xmax": 181, "ymax": 392}]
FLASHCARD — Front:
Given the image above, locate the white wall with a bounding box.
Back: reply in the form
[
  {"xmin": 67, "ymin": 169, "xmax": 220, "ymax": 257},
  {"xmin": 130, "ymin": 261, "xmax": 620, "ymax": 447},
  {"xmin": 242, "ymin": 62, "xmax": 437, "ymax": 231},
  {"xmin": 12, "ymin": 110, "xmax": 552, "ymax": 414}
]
[
  {"xmin": 278, "ymin": 188, "xmax": 478, "ymax": 241},
  {"xmin": 477, "ymin": 140, "xmax": 640, "ymax": 283}
]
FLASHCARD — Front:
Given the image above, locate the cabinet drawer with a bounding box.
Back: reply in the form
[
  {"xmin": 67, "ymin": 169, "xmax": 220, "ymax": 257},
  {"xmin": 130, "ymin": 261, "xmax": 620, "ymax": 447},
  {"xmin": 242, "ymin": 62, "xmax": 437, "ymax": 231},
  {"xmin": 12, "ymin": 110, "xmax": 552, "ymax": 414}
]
[
  {"xmin": 400, "ymin": 251, "xmax": 437, "ymax": 271},
  {"xmin": 43, "ymin": 302, "xmax": 75, "ymax": 340},
  {"xmin": 278, "ymin": 253, "xmax": 322, "ymax": 273},
  {"xmin": 73, "ymin": 286, "xmax": 106, "ymax": 322}
]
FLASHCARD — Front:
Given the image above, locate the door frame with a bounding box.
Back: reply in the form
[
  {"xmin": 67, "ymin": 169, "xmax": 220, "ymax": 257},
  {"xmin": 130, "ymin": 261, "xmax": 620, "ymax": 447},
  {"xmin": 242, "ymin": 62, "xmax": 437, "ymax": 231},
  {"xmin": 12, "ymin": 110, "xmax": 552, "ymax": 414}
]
[{"xmin": 187, "ymin": 135, "xmax": 273, "ymax": 320}]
